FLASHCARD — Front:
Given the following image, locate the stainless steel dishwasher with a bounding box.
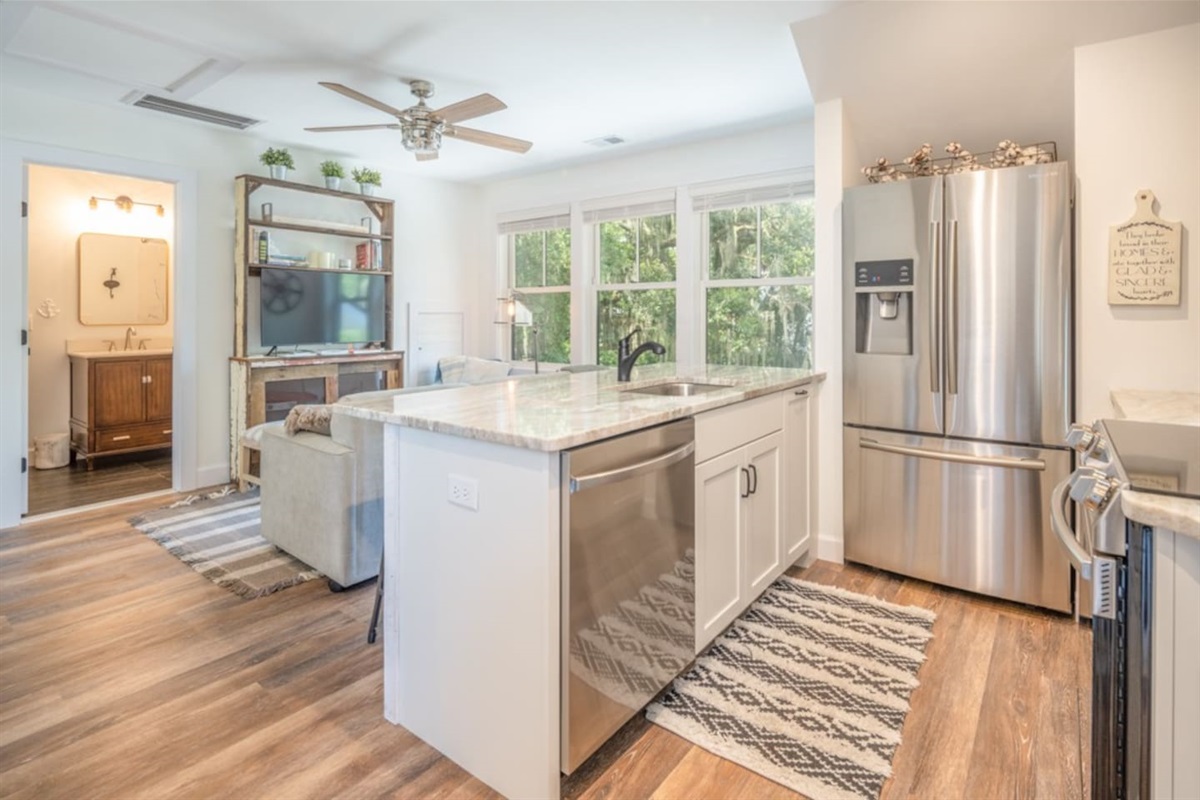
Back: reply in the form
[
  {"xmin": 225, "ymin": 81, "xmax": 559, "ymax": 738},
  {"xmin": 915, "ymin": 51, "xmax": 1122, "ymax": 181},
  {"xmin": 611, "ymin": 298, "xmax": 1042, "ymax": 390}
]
[{"xmin": 560, "ymin": 418, "xmax": 695, "ymax": 774}]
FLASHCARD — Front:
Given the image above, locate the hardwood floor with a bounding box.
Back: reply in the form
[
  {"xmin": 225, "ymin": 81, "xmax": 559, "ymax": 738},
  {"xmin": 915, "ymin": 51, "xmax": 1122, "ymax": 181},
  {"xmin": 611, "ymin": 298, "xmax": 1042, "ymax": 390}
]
[
  {"xmin": 25, "ymin": 450, "xmax": 172, "ymax": 517},
  {"xmin": 0, "ymin": 496, "xmax": 1091, "ymax": 799}
]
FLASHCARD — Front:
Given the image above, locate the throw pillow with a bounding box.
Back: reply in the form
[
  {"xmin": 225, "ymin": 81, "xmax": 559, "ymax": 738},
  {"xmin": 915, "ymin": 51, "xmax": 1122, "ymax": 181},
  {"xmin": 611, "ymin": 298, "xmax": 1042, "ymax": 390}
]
[{"xmin": 284, "ymin": 404, "xmax": 333, "ymax": 436}]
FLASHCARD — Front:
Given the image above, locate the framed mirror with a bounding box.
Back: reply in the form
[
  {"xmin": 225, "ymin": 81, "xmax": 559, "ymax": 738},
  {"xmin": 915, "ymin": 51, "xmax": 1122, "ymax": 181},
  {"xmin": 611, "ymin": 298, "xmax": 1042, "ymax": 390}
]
[{"xmin": 78, "ymin": 233, "xmax": 169, "ymax": 325}]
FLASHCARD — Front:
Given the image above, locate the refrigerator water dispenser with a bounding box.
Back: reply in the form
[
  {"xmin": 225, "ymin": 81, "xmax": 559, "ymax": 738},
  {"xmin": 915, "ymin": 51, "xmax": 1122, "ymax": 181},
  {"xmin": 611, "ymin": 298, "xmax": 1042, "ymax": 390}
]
[{"xmin": 854, "ymin": 259, "xmax": 913, "ymax": 355}]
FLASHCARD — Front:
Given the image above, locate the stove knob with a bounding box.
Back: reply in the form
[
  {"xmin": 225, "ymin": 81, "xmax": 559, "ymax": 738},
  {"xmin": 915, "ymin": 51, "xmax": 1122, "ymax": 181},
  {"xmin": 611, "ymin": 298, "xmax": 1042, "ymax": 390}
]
[
  {"xmin": 1066, "ymin": 423, "xmax": 1097, "ymax": 453},
  {"xmin": 1069, "ymin": 468, "xmax": 1115, "ymax": 510}
]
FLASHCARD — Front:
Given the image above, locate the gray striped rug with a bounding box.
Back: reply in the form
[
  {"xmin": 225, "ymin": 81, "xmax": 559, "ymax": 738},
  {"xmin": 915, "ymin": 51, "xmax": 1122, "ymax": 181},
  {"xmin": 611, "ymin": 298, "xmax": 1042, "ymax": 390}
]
[
  {"xmin": 646, "ymin": 577, "xmax": 935, "ymax": 800},
  {"xmin": 129, "ymin": 489, "xmax": 322, "ymax": 598}
]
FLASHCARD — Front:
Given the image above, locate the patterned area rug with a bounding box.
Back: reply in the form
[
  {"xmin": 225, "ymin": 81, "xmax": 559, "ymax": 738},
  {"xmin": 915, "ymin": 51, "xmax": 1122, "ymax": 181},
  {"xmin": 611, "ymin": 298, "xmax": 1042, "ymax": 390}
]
[
  {"xmin": 129, "ymin": 488, "xmax": 322, "ymax": 598},
  {"xmin": 646, "ymin": 577, "xmax": 936, "ymax": 800}
]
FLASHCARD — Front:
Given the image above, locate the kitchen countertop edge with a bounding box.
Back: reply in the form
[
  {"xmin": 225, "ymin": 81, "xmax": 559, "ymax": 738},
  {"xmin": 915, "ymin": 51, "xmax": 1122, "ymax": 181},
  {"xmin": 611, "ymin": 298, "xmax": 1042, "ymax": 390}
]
[
  {"xmin": 1110, "ymin": 388, "xmax": 1200, "ymax": 539},
  {"xmin": 338, "ymin": 368, "xmax": 825, "ymax": 452}
]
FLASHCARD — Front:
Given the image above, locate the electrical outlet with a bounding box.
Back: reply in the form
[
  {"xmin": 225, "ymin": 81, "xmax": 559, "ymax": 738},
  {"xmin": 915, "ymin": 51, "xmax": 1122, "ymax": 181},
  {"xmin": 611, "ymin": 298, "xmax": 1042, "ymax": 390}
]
[{"xmin": 447, "ymin": 474, "xmax": 479, "ymax": 511}]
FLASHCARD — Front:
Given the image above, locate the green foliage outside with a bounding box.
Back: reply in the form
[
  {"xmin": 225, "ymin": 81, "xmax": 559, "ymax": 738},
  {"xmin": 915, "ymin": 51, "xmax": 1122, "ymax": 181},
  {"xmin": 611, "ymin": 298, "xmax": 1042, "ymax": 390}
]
[
  {"xmin": 706, "ymin": 199, "xmax": 815, "ymax": 368},
  {"xmin": 511, "ymin": 228, "xmax": 571, "ymax": 363},
  {"xmin": 505, "ymin": 200, "xmax": 814, "ymax": 369}
]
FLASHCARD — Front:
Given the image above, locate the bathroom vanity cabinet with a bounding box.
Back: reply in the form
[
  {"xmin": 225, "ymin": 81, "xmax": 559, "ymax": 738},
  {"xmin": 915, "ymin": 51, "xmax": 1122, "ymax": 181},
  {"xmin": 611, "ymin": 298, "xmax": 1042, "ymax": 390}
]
[{"xmin": 69, "ymin": 353, "xmax": 173, "ymax": 469}]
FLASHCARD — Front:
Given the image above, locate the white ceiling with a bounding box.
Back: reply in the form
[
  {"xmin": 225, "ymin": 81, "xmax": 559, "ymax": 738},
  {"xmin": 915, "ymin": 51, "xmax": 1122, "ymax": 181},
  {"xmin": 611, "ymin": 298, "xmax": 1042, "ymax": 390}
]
[
  {"xmin": 0, "ymin": 0, "xmax": 839, "ymax": 183},
  {"xmin": 792, "ymin": 1, "xmax": 1200, "ymax": 171}
]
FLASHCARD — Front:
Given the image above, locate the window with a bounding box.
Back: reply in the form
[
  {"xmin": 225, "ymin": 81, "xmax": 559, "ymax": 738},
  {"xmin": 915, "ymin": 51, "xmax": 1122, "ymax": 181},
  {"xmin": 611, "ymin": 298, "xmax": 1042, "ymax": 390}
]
[
  {"xmin": 502, "ymin": 214, "xmax": 571, "ymax": 364},
  {"xmin": 699, "ymin": 184, "xmax": 814, "ymax": 368},
  {"xmin": 587, "ymin": 196, "xmax": 677, "ymax": 366}
]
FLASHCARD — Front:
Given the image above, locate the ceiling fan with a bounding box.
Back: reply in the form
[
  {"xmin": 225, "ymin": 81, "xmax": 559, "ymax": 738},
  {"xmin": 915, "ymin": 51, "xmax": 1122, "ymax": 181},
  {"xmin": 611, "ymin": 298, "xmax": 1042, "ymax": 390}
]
[{"xmin": 305, "ymin": 80, "xmax": 532, "ymax": 162}]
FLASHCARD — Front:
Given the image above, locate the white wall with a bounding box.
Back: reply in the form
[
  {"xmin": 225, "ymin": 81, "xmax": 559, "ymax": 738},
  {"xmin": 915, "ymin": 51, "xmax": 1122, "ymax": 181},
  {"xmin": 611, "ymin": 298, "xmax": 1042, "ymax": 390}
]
[
  {"xmin": 477, "ymin": 121, "xmax": 816, "ymax": 357},
  {"xmin": 26, "ymin": 164, "xmax": 175, "ymax": 442},
  {"xmin": 1, "ymin": 85, "xmax": 482, "ymax": 486},
  {"xmin": 1075, "ymin": 24, "xmax": 1200, "ymax": 423}
]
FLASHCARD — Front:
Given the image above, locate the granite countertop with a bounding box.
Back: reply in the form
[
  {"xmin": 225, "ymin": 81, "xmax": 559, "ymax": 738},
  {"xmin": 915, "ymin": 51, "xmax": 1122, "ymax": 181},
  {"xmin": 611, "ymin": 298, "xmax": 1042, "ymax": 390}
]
[
  {"xmin": 1110, "ymin": 388, "xmax": 1200, "ymax": 539},
  {"xmin": 338, "ymin": 363, "xmax": 825, "ymax": 452}
]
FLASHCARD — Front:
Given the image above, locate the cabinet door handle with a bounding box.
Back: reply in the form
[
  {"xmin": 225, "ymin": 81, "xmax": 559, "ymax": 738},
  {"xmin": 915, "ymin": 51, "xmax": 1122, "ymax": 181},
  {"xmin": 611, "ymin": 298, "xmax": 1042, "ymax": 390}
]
[
  {"xmin": 748, "ymin": 463, "xmax": 758, "ymax": 495},
  {"xmin": 111, "ymin": 435, "xmax": 131, "ymax": 441},
  {"xmin": 162, "ymin": 429, "xmax": 172, "ymax": 435},
  {"xmin": 794, "ymin": 389, "xmax": 808, "ymax": 396},
  {"xmin": 146, "ymin": 375, "xmax": 153, "ymax": 383},
  {"xmin": 740, "ymin": 467, "xmax": 751, "ymax": 498}
]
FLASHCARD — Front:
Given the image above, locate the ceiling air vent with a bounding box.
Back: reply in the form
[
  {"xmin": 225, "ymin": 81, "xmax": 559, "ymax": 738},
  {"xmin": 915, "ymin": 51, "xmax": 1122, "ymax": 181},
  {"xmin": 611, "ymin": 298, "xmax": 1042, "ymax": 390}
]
[
  {"xmin": 585, "ymin": 134, "xmax": 626, "ymax": 148},
  {"xmin": 122, "ymin": 91, "xmax": 260, "ymax": 130}
]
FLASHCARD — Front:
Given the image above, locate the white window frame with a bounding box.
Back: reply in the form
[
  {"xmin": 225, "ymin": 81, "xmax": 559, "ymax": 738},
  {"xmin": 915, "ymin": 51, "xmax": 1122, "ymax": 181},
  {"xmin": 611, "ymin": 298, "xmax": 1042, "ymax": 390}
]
[
  {"xmin": 695, "ymin": 178, "xmax": 816, "ymax": 368},
  {"xmin": 584, "ymin": 191, "xmax": 679, "ymax": 365},
  {"xmin": 498, "ymin": 208, "xmax": 572, "ymax": 366}
]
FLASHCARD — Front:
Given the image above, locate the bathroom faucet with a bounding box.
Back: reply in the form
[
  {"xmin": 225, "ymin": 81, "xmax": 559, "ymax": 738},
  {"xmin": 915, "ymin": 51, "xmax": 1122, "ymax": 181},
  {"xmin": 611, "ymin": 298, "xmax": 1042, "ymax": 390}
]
[
  {"xmin": 124, "ymin": 327, "xmax": 137, "ymax": 351},
  {"xmin": 616, "ymin": 327, "xmax": 666, "ymax": 382}
]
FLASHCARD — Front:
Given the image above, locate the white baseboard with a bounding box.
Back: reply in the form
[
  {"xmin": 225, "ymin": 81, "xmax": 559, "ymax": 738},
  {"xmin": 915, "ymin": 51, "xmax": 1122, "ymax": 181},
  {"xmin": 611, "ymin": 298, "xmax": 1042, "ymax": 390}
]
[{"xmin": 817, "ymin": 533, "xmax": 844, "ymax": 564}]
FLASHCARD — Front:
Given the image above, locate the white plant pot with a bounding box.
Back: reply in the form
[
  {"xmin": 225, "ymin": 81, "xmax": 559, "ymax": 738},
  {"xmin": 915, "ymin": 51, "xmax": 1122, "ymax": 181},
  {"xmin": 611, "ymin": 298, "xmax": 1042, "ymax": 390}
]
[
  {"xmin": 269, "ymin": 165, "xmax": 288, "ymax": 180},
  {"xmin": 325, "ymin": 176, "xmax": 341, "ymax": 191},
  {"xmin": 359, "ymin": 184, "xmax": 377, "ymax": 196}
]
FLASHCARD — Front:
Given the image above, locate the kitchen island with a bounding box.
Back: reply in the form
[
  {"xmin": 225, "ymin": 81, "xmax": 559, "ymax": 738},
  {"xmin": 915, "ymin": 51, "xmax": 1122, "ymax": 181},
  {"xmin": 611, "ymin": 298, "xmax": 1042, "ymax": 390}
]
[{"xmin": 340, "ymin": 363, "xmax": 824, "ymax": 799}]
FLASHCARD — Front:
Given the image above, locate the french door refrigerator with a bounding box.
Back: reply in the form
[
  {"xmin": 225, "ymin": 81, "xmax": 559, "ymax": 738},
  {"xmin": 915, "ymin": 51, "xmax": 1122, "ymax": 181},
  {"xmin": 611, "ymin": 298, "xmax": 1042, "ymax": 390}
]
[{"xmin": 842, "ymin": 161, "xmax": 1073, "ymax": 612}]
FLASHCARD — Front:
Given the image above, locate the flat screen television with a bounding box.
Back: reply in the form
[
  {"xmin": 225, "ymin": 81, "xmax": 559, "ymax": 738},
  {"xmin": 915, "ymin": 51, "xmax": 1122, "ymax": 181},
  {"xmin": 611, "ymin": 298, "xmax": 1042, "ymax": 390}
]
[{"xmin": 260, "ymin": 267, "xmax": 386, "ymax": 347}]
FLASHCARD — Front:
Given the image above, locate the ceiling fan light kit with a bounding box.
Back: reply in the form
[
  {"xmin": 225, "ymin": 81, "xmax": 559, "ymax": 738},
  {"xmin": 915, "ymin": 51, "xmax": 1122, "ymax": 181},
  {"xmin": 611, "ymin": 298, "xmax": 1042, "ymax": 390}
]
[{"xmin": 307, "ymin": 79, "xmax": 532, "ymax": 162}]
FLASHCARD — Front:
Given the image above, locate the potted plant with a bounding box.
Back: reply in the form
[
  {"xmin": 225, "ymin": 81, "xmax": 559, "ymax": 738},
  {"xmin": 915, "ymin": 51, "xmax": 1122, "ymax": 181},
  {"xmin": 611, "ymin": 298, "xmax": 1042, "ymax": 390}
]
[
  {"xmin": 260, "ymin": 147, "xmax": 295, "ymax": 181},
  {"xmin": 319, "ymin": 160, "xmax": 345, "ymax": 191},
  {"xmin": 351, "ymin": 167, "xmax": 382, "ymax": 196}
]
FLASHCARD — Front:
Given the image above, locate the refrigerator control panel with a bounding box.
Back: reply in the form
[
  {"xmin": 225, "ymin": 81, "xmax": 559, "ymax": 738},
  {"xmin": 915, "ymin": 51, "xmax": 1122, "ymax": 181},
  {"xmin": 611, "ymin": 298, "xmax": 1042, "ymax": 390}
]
[{"xmin": 855, "ymin": 259, "xmax": 913, "ymax": 288}]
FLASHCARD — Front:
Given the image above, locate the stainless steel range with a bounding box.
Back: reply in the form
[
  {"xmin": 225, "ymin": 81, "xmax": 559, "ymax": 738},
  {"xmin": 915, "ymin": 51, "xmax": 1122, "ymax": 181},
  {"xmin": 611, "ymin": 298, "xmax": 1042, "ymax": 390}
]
[{"xmin": 1052, "ymin": 419, "xmax": 1200, "ymax": 800}]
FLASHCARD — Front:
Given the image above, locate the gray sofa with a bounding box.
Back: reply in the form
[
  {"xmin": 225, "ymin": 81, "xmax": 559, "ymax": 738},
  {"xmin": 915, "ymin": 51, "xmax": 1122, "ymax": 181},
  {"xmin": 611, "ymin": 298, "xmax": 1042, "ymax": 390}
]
[{"xmin": 257, "ymin": 357, "xmax": 523, "ymax": 589}]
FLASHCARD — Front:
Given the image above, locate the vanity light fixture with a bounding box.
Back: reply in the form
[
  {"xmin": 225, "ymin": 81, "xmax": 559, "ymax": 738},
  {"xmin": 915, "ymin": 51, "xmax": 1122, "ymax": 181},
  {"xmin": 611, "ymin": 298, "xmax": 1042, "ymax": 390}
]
[{"xmin": 89, "ymin": 194, "xmax": 165, "ymax": 217}]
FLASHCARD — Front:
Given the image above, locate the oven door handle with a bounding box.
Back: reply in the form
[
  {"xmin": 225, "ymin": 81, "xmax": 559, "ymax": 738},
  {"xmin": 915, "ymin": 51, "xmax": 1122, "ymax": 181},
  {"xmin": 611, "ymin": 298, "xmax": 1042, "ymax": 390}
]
[{"xmin": 1051, "ymin": 476, "xmax": 1092, "ymax": 581}]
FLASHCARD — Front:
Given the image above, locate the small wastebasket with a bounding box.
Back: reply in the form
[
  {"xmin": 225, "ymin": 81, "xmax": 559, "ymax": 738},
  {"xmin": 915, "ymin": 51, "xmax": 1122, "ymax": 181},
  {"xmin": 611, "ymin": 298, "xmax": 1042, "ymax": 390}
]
[{"xmin": 33, "ymin": 433, "xmax": 70, "ymax": 469}]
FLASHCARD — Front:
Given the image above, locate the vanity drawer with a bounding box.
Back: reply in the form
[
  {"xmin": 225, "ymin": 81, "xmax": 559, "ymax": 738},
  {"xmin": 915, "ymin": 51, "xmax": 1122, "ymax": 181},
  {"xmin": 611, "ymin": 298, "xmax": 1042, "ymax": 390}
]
[{"xmin": 94, "ymin": 422, "xmax": 173, "ymax": 452}]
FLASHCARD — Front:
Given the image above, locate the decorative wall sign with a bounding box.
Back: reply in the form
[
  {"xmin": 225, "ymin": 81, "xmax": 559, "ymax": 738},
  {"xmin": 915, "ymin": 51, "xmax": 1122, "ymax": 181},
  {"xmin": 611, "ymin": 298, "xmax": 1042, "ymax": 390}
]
[{"xmin": 1108, "ymin": 190, "xmax": 1182, "ymax": 306}]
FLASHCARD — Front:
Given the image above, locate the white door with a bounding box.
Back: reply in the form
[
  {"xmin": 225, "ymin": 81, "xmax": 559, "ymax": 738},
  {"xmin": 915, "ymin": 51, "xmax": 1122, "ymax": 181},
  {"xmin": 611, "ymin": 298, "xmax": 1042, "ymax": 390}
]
[
  {"xmin": 744, "ymin": 432, "xmax": 783, "ymax": 597},
  {"xmin": 407, "ymin": 305, "xmax": 464, "ymax": 386},
  {"xmin": 694, "ymin": 448, "xmax": 745, "ymax": 652}
]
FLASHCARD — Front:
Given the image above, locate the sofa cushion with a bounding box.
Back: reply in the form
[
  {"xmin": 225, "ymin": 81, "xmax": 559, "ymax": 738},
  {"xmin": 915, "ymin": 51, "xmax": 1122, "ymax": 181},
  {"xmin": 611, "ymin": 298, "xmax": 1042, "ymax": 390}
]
[{"xmin": 438, "ymin": 355, "xmax": 512, "ymax": 384}]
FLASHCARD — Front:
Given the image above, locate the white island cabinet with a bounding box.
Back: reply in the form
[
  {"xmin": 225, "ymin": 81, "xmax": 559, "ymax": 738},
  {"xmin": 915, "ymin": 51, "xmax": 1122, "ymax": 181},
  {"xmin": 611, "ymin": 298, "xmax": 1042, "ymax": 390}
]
[{"xmin": 339, "ymin": 365, "xmax": 823, "ymax": 800}]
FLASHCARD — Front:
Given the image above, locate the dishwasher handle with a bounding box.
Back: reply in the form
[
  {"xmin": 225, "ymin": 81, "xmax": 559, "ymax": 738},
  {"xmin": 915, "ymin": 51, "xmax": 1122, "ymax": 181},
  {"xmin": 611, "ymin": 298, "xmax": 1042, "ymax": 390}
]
[{"xmin": 569, "ymin": 440, "xmax": 695, "ymax": 494}]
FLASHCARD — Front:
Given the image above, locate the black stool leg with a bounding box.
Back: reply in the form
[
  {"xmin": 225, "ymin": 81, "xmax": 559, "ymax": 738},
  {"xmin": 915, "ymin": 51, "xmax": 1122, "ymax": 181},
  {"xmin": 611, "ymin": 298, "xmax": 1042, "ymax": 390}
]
[{"xmin": 367, "ymin": 547, "xmax": 384, "ymax": 644}]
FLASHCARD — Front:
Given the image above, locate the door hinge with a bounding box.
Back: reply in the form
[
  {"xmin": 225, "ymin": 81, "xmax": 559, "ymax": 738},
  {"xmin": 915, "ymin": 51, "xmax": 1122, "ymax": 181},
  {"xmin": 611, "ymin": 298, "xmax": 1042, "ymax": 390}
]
[
  {"xmin": 21, "ymin": 201, "xmax": 28, "ymax": 218},
  {"xmin": 21, "ymin": 457, "xmax": 27, "ymax": 474}
]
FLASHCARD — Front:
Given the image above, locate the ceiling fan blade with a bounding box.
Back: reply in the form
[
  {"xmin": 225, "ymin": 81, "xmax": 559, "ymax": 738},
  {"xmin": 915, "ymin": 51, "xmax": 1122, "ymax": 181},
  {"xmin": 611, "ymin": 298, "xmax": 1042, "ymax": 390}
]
[
  {"xmin": 318, "ymin": 82, "xmax": 408, "ymax": 118},
  {"xmin": 433, "ymin": 93, "xmax": 506, "ymax": 125},
  {"xmin": 444, "ymin": 125, "xmax": 532, "ymax": 154},
  {"xmin": 416, "ymin": 151, "xmax": 439, "ymax": 162},
  {"xmin": 304, "ymin": 124, "xmax": 402, "ymax": 132}
]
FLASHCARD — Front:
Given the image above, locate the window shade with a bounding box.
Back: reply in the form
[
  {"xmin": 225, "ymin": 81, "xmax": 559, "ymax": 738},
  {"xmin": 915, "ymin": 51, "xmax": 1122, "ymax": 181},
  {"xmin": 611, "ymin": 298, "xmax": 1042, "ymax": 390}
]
[
  {"xmin": 497, "ymin": 212, "xmax": 571, "ymax": 235},
  {"xmin": 581, "ymin": 190, "xmax": 676, "ymax": 225},
  {"xmin": 691, "ymin": 180, "xmax": 814, "ymax": 213}
]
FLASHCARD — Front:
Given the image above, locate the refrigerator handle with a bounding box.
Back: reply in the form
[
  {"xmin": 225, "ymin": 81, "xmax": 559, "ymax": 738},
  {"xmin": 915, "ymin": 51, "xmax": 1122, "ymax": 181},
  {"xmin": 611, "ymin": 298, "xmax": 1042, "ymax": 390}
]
[
  {"xmin": 946, "ymin": 219, "xmax": 959, "ymax": 395},
  {"xmin": 929, "ymin": 220, "xmax": 941, "ymax": 393}
]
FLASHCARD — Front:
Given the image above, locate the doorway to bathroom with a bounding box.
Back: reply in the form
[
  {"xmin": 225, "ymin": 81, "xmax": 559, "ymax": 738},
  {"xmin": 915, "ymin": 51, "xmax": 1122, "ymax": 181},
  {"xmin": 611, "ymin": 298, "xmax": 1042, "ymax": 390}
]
[{"xmin": 24, "ymin": 164, "xmax": 175, "ymax": 517}]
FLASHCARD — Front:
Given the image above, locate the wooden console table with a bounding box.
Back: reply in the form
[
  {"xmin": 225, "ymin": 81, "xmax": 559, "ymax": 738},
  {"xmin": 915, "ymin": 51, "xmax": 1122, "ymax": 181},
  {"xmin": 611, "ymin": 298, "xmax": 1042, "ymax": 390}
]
[{"xmin": 229, "ymin": 350, "xmax": 404, "ymax": 485}]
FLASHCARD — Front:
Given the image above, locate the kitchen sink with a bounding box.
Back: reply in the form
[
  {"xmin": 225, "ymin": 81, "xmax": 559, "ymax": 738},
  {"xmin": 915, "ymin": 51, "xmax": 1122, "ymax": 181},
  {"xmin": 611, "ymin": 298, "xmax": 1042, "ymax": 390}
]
[{"xmin": 624, "ymin": 381, "xmax": 729, "ymax": 397}]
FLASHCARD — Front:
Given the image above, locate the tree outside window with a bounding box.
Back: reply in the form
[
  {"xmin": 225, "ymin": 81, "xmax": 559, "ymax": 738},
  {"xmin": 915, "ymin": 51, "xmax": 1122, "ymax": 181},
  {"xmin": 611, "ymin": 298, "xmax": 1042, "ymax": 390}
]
[
  {"xmin": 704, "ymin": 199, "xmax": 814, "ymax": 368},
  {"xmin": 595, "ymin": 214, "xmax": 676, "ymax": 366},
  {"xmin": 510, "ymin": 227, "xmax": 570, "ymax": 364}
]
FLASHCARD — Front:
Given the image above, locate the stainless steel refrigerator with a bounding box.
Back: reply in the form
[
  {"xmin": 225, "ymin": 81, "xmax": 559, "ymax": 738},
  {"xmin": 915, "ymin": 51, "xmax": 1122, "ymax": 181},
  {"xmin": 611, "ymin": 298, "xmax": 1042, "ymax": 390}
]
[{"xmin": 842, "ymin": 161, "xmax": 1073, "ymax": 612}]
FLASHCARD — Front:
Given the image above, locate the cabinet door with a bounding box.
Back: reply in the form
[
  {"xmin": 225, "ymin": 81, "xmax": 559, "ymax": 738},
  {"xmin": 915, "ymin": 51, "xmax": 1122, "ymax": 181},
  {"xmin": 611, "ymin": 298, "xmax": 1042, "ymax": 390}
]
[
  {"xmin": 784, "ymin": 390, "xmax": 812, "ymax": 563},
  {"xmin": 93, "ymin": 361, "xmax": 146, "ymax": 426},
  {"xmin": 695, "ymin": 448, "xmax": 746, "ymax": 652},
  {"xmin": 745, "ymin": 432, "xmax": 783, "ymax": 597},
  {"xmin": 144, "ymin": 357, "xmax": 173, "ymax": 422}
]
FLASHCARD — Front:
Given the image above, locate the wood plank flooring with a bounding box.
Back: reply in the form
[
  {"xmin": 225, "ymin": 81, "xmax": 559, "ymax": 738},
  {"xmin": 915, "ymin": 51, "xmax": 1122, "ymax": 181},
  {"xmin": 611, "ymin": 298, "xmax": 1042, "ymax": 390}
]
[
  {"xmin": 25, "ymin": 451, "xmax": 172, "ymax": 517},
  {"xmin": 0, "ymin": 495, "xmax": 1091, "ymax": 799}
]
